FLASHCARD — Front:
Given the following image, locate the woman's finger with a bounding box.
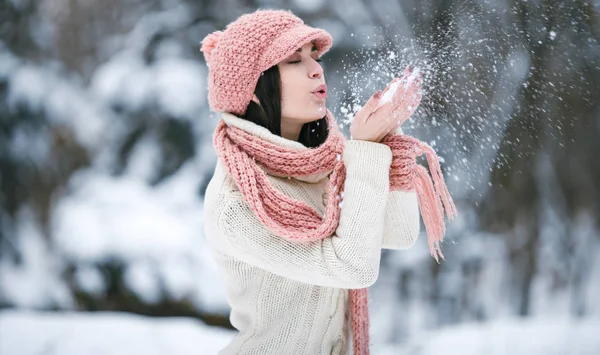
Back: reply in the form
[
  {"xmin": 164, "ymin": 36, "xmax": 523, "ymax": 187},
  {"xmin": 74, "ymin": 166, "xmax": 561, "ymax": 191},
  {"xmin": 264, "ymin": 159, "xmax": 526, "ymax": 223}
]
[
  {"xmin": 372, "ymin": 104, "xmax": 401, "ymax": 133},
  {"xmin": 383, "ymin": 78, "xmax": 395, "ymax": 92},
  {"xmin": 385, "ymin": 79, "xmax": 419, "ymax": 116},
  {"xmin": 391, "ymin": 93, "xmax": 420, "ymax": 126},
  {"xmin": 372, "ymin": 97, "xmax": 396, "ymax": 118},
  {"xmin": 395, "ymin": 79, "xmax": 421, "ymax": 107},
  {"xmin": 368, "ymin": 90, "xmax": 383, "ymax": 109},
  {"xmin": 382, "ymin": 67, "xmax": 411, "ymax": 98},
  {"xmin": 391, "ymin": 108, "xmax": 407, "ymax": 128},
  {"xmin": 358, "ymin": 90, "xmax": 382, "ymax": 123}
]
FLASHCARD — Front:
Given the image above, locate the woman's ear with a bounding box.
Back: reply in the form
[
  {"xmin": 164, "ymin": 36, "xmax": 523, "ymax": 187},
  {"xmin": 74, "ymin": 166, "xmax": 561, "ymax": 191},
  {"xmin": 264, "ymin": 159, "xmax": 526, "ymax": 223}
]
[{"xmin": 251, "ymin": 94, "xmax": 260, "ymax": 105}]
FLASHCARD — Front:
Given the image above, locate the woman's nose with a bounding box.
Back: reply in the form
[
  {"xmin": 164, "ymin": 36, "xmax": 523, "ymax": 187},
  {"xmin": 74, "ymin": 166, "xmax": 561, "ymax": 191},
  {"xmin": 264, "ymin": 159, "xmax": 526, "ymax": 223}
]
[{"xmin": 309, "ymin": 62, "xmax": 323, "ymax": 79}]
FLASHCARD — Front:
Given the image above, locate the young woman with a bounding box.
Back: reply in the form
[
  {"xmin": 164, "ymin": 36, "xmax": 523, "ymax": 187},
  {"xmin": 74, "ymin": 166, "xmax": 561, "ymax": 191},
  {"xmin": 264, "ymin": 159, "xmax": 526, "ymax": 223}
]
[{"xmin": 200, "ymin": 9, "xmax": 456, "ymax": 355}]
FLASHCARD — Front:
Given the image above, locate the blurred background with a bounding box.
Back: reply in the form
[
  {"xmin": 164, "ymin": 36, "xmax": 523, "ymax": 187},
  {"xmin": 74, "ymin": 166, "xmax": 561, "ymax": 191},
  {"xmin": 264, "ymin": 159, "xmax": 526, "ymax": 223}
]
[{"xmin": 1, "ymin": 0, "xmax": 599, "ymax": 354}]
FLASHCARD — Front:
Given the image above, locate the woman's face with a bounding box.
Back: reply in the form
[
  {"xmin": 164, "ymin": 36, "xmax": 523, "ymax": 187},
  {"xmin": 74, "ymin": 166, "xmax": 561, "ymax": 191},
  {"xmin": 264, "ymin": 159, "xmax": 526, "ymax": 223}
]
[{"xmin": 277, "ymin": 42, "xmax": 326, "ymax": 136}]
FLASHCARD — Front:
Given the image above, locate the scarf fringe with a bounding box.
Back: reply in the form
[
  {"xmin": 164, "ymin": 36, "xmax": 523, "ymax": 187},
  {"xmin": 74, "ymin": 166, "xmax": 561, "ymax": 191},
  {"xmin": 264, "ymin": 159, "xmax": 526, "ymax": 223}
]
[{"xmin": 413, "ymin": 141, "xmax": 457, "ymax": 263}]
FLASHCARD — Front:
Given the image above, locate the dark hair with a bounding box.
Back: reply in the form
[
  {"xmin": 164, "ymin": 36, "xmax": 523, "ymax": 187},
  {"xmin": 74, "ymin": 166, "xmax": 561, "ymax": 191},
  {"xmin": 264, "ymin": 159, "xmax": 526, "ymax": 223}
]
[{"xmin": 241, "ymin": 65, "xmax": 328, "ymax": 148}]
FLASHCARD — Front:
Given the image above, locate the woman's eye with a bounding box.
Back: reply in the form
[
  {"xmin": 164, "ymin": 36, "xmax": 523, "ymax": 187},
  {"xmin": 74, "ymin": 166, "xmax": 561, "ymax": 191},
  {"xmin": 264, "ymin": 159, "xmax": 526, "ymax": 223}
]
[{"xmin": 288, "ymin": 58, "xmax": 322, "ymax": 64}]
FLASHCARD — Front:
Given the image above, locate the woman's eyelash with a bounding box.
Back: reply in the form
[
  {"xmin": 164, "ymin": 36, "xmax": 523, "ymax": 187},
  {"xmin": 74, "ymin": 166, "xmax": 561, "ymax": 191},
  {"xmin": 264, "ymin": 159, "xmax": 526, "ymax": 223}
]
[{"xmin": 289, "ymin": 58, "xmax": 322, "ymax": 64}]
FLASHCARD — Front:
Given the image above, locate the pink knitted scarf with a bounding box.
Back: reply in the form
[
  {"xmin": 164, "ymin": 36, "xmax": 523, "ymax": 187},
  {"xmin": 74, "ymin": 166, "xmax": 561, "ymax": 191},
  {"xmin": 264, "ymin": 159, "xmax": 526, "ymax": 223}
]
[{"xmin": 213, "ymin": 110, "xmax": 457, "ymax": 355}]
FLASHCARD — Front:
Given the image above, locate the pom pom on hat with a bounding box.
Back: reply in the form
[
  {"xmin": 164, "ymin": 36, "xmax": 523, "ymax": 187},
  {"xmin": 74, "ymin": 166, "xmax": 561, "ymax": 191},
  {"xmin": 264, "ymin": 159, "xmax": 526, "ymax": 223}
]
[{"xmin": 200, "ymin": 30, "xmax": 223, "ymax": 63}]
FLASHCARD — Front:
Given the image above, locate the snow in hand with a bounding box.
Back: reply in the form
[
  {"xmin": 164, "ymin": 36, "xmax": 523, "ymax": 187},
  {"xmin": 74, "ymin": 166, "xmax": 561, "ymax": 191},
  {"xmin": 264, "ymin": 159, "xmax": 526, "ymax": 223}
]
[{"xmin": 375, "ymin": 67, "xmax": 421, "ymax": 111}]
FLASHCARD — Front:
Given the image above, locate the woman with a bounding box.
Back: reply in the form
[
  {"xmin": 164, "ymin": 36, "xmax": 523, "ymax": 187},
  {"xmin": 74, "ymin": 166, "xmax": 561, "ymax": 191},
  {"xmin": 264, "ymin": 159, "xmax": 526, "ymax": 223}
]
[{"xmin": 200, "ymin": 9, "xmax": 456, "ymax": 355}]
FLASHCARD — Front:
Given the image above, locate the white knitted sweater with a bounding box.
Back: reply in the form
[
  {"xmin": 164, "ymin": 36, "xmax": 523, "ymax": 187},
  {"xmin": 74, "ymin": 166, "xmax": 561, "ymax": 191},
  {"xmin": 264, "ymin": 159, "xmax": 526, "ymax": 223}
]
[{"xmin": 203, "ymin": 113, "xmax": 420, "ymax": 355}]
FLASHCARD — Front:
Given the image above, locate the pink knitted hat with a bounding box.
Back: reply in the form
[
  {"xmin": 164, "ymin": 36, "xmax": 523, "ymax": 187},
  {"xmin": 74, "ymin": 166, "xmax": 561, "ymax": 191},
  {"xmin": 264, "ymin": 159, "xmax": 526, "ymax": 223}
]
[{"xmin": 200, "ymin": 9, "xmax": 333, "ymax": 116}]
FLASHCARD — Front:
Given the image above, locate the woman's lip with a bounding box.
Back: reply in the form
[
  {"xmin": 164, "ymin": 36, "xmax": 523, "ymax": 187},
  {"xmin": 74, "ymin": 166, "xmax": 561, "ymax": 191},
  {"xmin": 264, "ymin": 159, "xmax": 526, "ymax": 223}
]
[
  {"xmin": 312, "ymin": 91, "xmax": 327, "ymax": 99},
  {"xmin": 312, "ymin": 84, "xmax": 327, "ymax": 93}
]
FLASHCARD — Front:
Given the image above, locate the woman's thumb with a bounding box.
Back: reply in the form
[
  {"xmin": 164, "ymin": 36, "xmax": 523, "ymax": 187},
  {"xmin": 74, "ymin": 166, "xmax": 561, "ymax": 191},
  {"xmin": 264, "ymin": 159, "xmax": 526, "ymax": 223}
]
[{"xmin": 365, "ymin": 90, "xmax": 382, "ymax": 112}]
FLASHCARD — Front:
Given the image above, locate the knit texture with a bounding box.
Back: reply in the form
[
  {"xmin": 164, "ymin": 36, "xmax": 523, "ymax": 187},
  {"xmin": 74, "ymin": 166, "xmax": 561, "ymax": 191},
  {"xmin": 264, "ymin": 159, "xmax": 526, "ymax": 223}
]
[
  {"xmin": 383, "ymin": 135, "xmax": 457, "ymax": 259},
  {"xmin": 204, "ymin": 112, "xmax": 421, "ymax": 355},
  {"xmin": 200, "ymin": 9, "xmax": 332, "ymax": 115},
  {"xmin": 212, "ymin": 109, "xmax": 457, "ymax": 355}
]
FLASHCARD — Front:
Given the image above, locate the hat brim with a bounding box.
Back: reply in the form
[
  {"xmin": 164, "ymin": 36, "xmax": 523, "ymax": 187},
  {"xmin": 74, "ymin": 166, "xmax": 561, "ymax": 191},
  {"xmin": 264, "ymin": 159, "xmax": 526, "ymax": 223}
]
[{"xmin": 259, "ymin": 24, "xmax": 333, "ymax": 70}]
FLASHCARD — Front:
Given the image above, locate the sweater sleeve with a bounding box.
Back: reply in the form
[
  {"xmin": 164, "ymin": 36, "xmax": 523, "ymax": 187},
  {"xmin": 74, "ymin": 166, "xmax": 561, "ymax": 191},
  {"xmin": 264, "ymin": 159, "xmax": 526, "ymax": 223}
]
[
  {"xmin": 381, "ymin": 190, "xmax": 420, "ymax": 249},
  {"xmin": 209, "ymin": 140, "xmax": 392, "ymax": 289},
  {"xmin": 380, "ymin": 126, "xmax": 420, "ymax": 250}
]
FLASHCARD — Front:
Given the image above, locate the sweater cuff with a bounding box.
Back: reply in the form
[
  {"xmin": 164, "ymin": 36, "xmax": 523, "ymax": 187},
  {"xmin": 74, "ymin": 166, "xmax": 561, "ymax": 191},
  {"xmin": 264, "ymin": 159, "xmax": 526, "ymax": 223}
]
[{"xmin": 343, "ymin": 140, "xmax": 392, "ymax": 178}]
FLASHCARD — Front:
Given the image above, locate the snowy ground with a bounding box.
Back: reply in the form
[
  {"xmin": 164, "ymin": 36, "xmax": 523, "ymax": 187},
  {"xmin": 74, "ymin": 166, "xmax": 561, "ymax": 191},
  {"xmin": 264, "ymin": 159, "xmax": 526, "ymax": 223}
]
[
  {"xmin": 1, "ymin": 310, "xmax": 598, "ymax": 355},
  {"xmin": 0, "ymin": 309, "xmax": 235, "ymax": 355},
  {"xmin": 376, "ymin": 316, "xmax": 600, "ymax": 355}
]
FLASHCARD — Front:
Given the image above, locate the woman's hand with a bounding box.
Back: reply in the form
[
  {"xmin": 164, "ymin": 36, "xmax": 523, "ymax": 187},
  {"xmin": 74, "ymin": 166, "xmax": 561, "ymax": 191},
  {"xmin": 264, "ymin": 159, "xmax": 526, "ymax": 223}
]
[
  {"xmin": 379, "ymin": 67, "xmax": 422, "ymax": 129},
  {"xmin": 350, "ymin": 67, "xmax": 422, "ymax": 143}
]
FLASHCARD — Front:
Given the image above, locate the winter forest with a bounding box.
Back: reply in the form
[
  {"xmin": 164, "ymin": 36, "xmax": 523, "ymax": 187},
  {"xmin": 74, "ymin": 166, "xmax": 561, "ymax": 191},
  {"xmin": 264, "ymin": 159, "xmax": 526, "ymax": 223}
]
[{"xmin": 1, "ymin": 0, "xmax": 599, "ymax": 354}]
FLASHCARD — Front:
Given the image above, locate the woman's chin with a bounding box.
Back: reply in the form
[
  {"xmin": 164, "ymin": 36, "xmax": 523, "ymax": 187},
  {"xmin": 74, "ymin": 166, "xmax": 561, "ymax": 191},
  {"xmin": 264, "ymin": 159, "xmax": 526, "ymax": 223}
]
[
  {"xmin": 284, "ymin": 104, "xmax": 327, "ymax": 123},
  {"xmin": 312, "ymin": 101, "xmax": 327, "ymax": 117},
  {"xmin": 310, "ymin": 111, "xmax": 326, "ymax": 121}
]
